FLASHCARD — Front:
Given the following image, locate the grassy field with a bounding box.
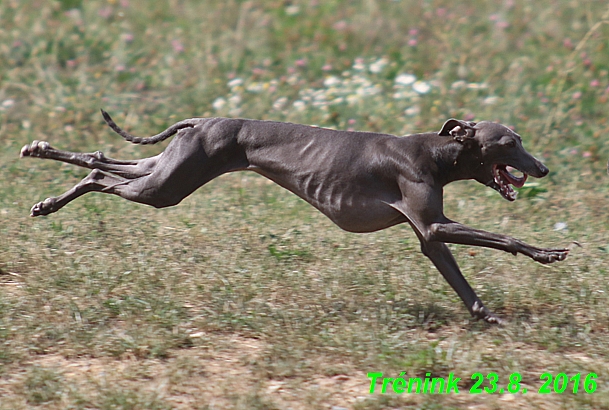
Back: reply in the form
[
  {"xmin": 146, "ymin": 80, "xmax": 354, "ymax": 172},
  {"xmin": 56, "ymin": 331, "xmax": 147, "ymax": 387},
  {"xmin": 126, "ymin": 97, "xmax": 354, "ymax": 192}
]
[{"xmin": 1, "ymin": 0, "xmax": 609, "ymax": 408}]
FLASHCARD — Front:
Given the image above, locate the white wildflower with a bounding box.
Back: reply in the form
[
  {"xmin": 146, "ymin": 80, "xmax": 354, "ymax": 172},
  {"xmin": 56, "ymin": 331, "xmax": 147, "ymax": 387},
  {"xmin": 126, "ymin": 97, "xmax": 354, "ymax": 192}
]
[
  {"xmin": 212, "ymin": 97, "xmax": 226, "ymax": 111},
  {"xmin": 369, "ymin": 57, "xmax": 388, "ymax": 74},
  {"xmin": 285, "ymin": 5, "xmax": 300, "ymax": 16},
  {"xmin": 395, "ymin": 74, "xmax": 416, "ymax": 86},
  {"xmin": 352, "ymin": 58, "xmax": 365, "ymax": 71},
  {"xmin": 273, "ymin": 97, "xmax": 288, "ymax": 110},
  {"xmin": 323, "ymin": 76, "xmax": 341, "ymax": 88},
  {"xmin": 346, "ymin": 94, "xmax": 360, "ymax": 105},
  {"xmin": 393, "ymin": 89, "xmax": 416, "ymax": 100},
  {"xmin": 286, "ymin": 75, "xmax": 299, "ymax": 85},
  {"xmin": 483, "ymin": 96, "xmax": 499, "ymax": 105},
  {"xmin": 352, "ymin": 74, "xmax": 370, "ymax": 86},
  {"xmin": 228, "ymin": 94, "xmax": 242, "ymax": 106},
  {"xmin": 227, "ymin": 78, "xmax": 243, "ymax": 89},
  {"xmin": 313, "ymin": 90, "xmax": 327, "ymax": 101},
  {"xmin": 451, "ymin": 80, "xmax": 467, "ymax": 89},
  {"xmin": 293, "ymin": 100, "xmax": 307, "ymax": 111},
  {"xmin": 246, "ymin": 82, "xmax": 264, "ymax": 93},
  {"xmin": 412, "ymin": 81, "xmax": 431, "ymax": 94},
  {"xmin": 467, "ymin": 82, "xmax": 488, "ymax": 90},
  {"xmin": 404, "ymin": 106, "xmax": 420, "ymax": 116},
  {"xmin": 356, "ymin": 85, "xmax": 381, "ymax": 97}
]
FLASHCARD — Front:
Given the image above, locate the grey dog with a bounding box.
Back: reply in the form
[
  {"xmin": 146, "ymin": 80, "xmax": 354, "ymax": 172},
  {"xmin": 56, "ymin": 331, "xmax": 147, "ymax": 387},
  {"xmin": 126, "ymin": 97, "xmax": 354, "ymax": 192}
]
[{"xmin": 21, "ymin": 112, "xmax": 569, "ymax": 323}]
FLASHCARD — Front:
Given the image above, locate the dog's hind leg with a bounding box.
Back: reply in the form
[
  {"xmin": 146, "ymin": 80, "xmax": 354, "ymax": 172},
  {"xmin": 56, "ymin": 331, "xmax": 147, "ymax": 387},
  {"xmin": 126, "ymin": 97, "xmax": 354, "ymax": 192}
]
[
  {"xmin": 28, "ymin": 162, "xmax": 218, "ymax": 217},
  {"xmin": 26, "ymin": 133, "xmax": 245, "ymax": 216},
  {"xmin": 20, "ymin": 140, "xmax": 159, "ymax": 179},
  {"xmin": 30, "ymin": 169, "xmax": 132, "ymax": 216}
]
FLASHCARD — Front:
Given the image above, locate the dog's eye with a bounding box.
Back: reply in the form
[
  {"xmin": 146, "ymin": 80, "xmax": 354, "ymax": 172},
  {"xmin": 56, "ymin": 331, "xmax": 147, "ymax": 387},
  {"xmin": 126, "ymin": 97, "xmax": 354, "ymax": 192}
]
[{"xmin": 503, "ymin": 138, "xmax": 516, "ymax": 147}]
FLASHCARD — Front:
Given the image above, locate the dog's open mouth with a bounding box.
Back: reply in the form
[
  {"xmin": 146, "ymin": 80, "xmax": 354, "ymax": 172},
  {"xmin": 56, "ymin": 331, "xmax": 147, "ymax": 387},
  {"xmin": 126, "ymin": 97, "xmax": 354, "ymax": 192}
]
[{"xmin": 490, "ymin": 164, "xmax": 528, "ymax": 201}]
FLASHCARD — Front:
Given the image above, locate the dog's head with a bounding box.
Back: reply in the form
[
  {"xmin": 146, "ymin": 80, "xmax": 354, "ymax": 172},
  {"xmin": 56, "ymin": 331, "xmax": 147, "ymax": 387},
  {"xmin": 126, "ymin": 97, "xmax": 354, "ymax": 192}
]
[{"xmin": 439, "ymin": 119, "xmax": 548, "ymax": 201}]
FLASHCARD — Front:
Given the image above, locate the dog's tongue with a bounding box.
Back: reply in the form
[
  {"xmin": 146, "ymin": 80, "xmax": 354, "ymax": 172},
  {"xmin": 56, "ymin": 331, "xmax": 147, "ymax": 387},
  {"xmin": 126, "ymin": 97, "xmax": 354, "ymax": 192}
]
[{"xmin": 500, "ymin": 167, "xmax": 527, "ymax": 188}]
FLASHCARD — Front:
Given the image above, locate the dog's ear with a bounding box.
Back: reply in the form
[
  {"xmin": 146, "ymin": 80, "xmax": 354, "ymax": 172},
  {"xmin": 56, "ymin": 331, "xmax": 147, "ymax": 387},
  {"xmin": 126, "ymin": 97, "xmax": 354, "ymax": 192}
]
[{"xmin": 439, "ymin": 119, "xmax": 477, "ymax": 142}]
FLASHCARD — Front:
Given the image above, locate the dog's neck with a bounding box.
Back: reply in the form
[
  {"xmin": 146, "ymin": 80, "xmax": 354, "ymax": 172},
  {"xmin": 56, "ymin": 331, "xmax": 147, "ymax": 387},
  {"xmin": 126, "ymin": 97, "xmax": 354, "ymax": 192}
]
[{"xmin": 432, "ymin": 137, "xmax": 484, "ymax": 186}]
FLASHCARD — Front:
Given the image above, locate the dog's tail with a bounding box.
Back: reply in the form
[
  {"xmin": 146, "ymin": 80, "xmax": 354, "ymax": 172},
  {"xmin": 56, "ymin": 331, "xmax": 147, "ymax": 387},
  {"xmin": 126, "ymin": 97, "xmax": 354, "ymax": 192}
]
[{"xmin": 101, "ymin": 109, "xmax": 199, "ymax": 145}]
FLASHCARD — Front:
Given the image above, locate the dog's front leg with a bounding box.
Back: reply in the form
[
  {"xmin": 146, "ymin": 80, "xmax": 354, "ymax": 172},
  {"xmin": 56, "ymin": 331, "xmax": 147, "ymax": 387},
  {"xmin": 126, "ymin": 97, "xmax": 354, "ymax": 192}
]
[
  {"xmin": 428, "ymin": 220, "xmax": 569, "ymax": 263},
  {"xmin": 419, "ymin": 240, "xmax": 502, "ymax": 324}
]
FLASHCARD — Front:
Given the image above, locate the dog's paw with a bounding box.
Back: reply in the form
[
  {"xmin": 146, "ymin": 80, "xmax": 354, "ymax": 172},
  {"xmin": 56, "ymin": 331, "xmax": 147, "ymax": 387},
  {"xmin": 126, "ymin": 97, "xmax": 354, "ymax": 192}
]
[
  {"xmin": 483, "ymin": 314, "xmax": 505, "ymax": 325},
  {"xmin": 472, "ymin": 301, "xmax": 504, "ymax": 325},
  {"xmin": 534, "ymin": 248, "xmax": 569, "ymax": 264},
  {"xmin": 30, "ymin": 198, "xmax": 56, "ymax": 217},
  {"xmin": 20, "ymin": 141, "xmax": 51, "ymax": 158}
]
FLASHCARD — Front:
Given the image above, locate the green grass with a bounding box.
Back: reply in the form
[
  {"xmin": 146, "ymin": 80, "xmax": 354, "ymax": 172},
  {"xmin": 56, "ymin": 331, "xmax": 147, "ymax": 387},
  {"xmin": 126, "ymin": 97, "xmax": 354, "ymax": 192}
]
[{"xmin": 1, "ymin": 0, "xmax": 609, "ymax": 408}]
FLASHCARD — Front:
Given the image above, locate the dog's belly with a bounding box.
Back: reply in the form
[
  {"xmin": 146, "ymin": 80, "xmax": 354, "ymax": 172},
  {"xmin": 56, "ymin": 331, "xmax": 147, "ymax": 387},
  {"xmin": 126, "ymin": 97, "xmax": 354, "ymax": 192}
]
[
  {"xmin": 251, "ymin": 168, "xmax": 406, "ymax": 232},
  {"xmin": 306, "ymin": 186, "xmax": 407, "ymax": 233},
  {"xmin": 324, "ymin": 204, "xmax": 408, "ymax": 233}
]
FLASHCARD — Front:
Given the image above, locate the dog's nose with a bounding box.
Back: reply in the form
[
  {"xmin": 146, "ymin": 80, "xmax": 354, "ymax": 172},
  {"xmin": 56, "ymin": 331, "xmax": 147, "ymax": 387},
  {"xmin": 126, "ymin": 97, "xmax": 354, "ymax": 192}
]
[{"xmin": 538, "ymin": 162, "xmax": 549, "ymax": 176}]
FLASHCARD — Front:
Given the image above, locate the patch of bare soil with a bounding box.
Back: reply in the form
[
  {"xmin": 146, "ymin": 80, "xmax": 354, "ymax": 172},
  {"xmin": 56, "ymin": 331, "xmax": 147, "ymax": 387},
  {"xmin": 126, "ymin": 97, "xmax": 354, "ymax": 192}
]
[{"xmin": 2, "ymin": 334, "xmax": 376, "ymax": 409}]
